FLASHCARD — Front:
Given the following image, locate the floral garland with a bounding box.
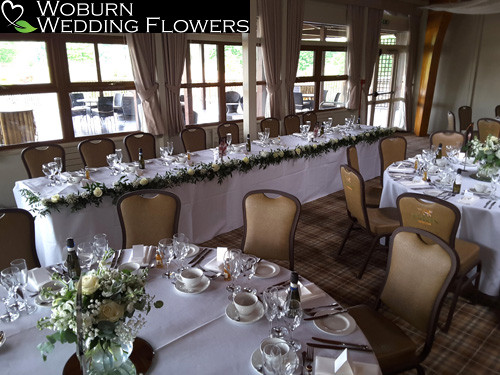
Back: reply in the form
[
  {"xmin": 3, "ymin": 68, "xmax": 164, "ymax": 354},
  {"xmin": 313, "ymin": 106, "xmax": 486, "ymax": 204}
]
[{"xmin": 20, "ymin": 127, "xmax": 397, "ymax": 216}]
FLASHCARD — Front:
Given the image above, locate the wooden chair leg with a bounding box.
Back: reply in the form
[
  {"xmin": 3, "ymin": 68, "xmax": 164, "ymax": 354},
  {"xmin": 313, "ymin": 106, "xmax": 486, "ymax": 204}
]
[
  {"xmin": 337, "ymin": 221, "xmax": 354, "ymax": 257},
  {"xmin": 443, "ymin": 277, "xmax": 464, "ymax": 333},
  {"xmin": 472, "ymin": 262, "xmax": 482, "ymax": 305},
  {"xmin": 357, "ymin": 236, "xmax": 380, "ymax": 279}
]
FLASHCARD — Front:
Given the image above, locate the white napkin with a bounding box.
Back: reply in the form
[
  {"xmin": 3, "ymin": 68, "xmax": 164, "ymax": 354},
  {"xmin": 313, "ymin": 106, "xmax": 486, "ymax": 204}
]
[
  {"xmin": 203, "ymin": 256, "xmax": 224, "ymax": 272},
  {"xmin": 28, "ymin": 267, "xmax": 52, "ymax": 291},
  {"xmin": 458, "ymin": 192, "xmax": 479, "ymax": 205},
  {"xmin": 335, "ymin": 349, "xmax": 354, "ymax": 375},
  {"xmin": 400, "ymin": 179, "xmax": 428, "ymax": 187},
  {"xmin": 351, "ymin": 362, "xmax": 383, "ymax": 375},
  {"xmin": 387, "ymin": 166, "xmax": 415, "ymax": 174},
  {"xmin": 300, "ymin": 282, "xmax": 326, "ymax": 302},
  {"xmin": 130, "ymin": 245, "xmax": 155, "ymax": 267},
  {"xmin": 314, "ymin": 355, "xmax": 335, "ymax": 375}
]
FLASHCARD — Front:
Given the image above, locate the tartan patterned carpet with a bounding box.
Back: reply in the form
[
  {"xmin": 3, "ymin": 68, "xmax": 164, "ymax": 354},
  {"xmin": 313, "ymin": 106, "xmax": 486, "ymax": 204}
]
[{"xmin": 201, "ymin": 133, "xmax": 500, "ymax": 375}]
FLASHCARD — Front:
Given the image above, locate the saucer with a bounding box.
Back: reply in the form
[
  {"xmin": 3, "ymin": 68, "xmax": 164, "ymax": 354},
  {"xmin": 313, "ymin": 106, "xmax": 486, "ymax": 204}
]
[
  {"xmin": 226, "ymin": 300, "xmax": 264, "ymax": 324},
  {"xmin": 314, "ymin": 312, "xmax": 357, "ymax": 336},
  {"xmin": 254, "ymin": 261, "xmax": 280, "ymax": 279},
  {"xmin": 250, "ymin": 346, "xmax": 300, "ymax": 374},
  {"xmin": 185, "ymin": 244, "xmax": 200, "ymax": 258},
  {"xmin": 174, "ymin": 275, "xmax": 210, "ymax": 294}
]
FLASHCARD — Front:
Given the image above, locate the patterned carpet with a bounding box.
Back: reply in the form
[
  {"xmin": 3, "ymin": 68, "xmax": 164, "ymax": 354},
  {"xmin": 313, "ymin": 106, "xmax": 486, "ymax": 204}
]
[{"xmin": 201, "ymin": 132, "xmax": 500, "ymax": 375}]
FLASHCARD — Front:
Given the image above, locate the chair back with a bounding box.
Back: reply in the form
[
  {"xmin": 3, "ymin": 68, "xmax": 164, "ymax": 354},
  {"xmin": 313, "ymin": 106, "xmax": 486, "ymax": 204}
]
[
  {"xmin": 124, "ymin": 132, "xmax": 156, "ymax": 161},
  {"xmin": 241, "ymin": 190, "xmax": 301, "ymax": 270},
  {"xmin": 117, "ymin": 190, "xmax": 181, "ymax": 249},
  {"xmin": 302, "ymin": 111, "xmax": 317, "ymax": 126},
  {"xmin": 260, "ymin": 118, "xmax": 280, "ymax": 138},
  {"xmin": 477, "ymin": 118, "xmax": 500, "ymax": 142},
  {"xmin": 379, "ymin": 135, "xmax": 407, "ymax": 177},
  {"xmin": 346, "ymin": 146, "xmax": 360, "ymax": 172},
  {"xmin": 495, "ymin": 105, "xmax": 500, "ymax": 118},
  {"xmin": 397, "ymin": 193, "xmax": 460, "ymax": 247},
  {"xmin": 78, "ymin": 138, "xmax": 116, "ymax": 168},
  {"xmin": 0, "ymin": 208, "xmax": 39, "ymax": 270},
  {"xmin": 429, "ymin": 130, "xmax": 465, "ymax": 155},
  {"xmin": 21, "ymin": 144, "xmax": 65, "ymax": 178},
  {"xmin": 340, "ymin": 164, "xmax": 368, "ymax": 229},
  {"xmin": 458, "ymin": 105, "xmax": 472, "ymax": 131},
  {"xmin": 217, "ymin": 122, "xmax": 240, "ymax": 144},
  {"xmin": 181, "ymin": 127, "xmax": 207, "ymax": 152},
  {"xmin": 284, "ymin": 115, "xmax": 300, "ymax": 135},
  {"xmin": 0, "ymin": 110, "xmax": 37, "ymax": 145},
  {"xmin": 447, "ymin": 111, "xmax": 456, "ymax": 131},
  {"xmin": 380, "ymin": 227, "xmax": 458, "ymax": 338}
]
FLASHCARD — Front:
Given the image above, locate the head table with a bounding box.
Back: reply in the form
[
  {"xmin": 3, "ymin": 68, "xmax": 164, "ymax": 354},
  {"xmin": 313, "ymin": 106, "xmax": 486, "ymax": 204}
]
[
  {"xmin": 0, "ymin": 250, "xmax": 380, "ymax": 374},
  {"xmin": 380, "ymin": 157, "xmax": 500, "ymax": 297},
  {"xmin": 13, "ymin": 126, "xmax": 388, "ymax": 267}
]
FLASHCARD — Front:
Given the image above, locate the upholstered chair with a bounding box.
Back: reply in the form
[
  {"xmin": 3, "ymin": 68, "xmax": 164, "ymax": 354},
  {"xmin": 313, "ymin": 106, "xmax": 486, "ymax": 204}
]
[
  {"xmin": 78, "ymin": 137, "xmax": 116, "ymax": 168},
  {"xmin": 181, "ymin": 127, "xmax": 207, "ymax": 152},
  {"xmin": 124, "ymin": 132, "xmax": 156, "ymax": 161},
  {"xmin": 217, "ymin": 122, "xmax": 240, "ymax": 144},
  {"xmin": 346, "ymin": 146, "xmax": 382, "ymax": 207},
  {"xmin": 284, "ymin": 114, "xmax": 301, "ymax": 135},
  {"xmin": 379, "ymin": 135, "xmax": 407, "ymax": 183},
  {"xmin": 302, "ymin": 111, "xmax": 317, "ymax": 126},
  {"xmin": 429, "ymin": 130, "xmax": 465, "ymax": 155},
  {"xmin": 477, "ymin": 118, "xmax": 500, "ymax": 142},
  {"xmin": 260, "ymin": 117, "xmax": 280, "ymax": 138},
  {"xmin": 21, "ymin": 144, "xmax": 66, "ymax": 178},
  {"xmin": 458, "ymin": 105, "xmax": 472, "ymax": 132}
]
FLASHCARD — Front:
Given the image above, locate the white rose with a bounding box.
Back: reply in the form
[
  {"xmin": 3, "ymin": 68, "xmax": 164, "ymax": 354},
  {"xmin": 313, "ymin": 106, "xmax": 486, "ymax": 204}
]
[
  {"xmin": 242, "ymin": 156, "xmax": 249, "ymax": 164},
  {"xmin": 80, "ymin": 274, "xmax": 100, "ymax": 295},
  {"xmin": 93, "ymin": 187, "xmax": 103, "ymax": 197},
  {"xmin": 279, "ymin": 150, "xmax": 284, "ymax": 157},
  {"xmin": 187, "ymin": 168, "xmax": 195, "ymax": 176},
  {"xmin": 295, "ymin": 148, "xmax": 301, "ymax": 155},
  {"xmin": 273, "ymin": 152, "xmax": 279, "ymax": 158},
  {"xmin": 212, "ymin": 163, "xmax": 220, "ymax": 172},
  {"xmin": 98, "ymin": 300, "xmax": 125, "ymax": 323},
  {"xmin": 51, "ymin": 194, "xmax": 60, "ymax": 203},
  {"xmin": 139, "ymin": 178, "xmax": 148, "ymax": 186}
]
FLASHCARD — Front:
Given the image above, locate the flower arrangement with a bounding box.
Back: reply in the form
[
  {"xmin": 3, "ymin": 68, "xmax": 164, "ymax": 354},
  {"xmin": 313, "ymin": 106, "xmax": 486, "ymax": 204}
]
[
  {"xmin": 469, "ymin": 134, "xmax": 500, "ymax": 179},
  {"xmin": 37, "ymin": 262, "xmax": 163, "ymax": 362},
  {"xmin": 21, "ymin": 127, "xmax": 397, "ymax": 216}
]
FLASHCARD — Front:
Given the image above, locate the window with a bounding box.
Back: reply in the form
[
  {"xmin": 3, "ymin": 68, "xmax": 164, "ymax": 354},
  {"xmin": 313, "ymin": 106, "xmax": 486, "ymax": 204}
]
[
  {"xmin": 181, "ymin": 41, "xmax": 267, "ymax": 126},
  {"xmin": 294, "ymin": 23, "xmax": 348, "ymax": 113},
  {"xmin": 0, "ymin": 35, "xmax": 141, "ymax": 148}
]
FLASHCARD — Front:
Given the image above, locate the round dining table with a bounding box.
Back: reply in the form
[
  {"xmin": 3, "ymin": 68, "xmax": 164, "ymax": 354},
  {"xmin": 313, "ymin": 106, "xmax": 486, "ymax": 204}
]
[{"xmin": 0, "ymin": 248, "xmax": 381, "ymax": 374}]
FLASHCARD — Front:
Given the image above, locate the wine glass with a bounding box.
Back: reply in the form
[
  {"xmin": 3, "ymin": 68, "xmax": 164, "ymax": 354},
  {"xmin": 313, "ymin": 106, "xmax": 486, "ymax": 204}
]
[
  {"xmin": 226, "ymin": 133, "xmax": 233, "ymax": 152},
  {"xmin": 173, "ymin": 233, "xmax": 189, "ymax": 272},
  {"xmin": 223, "ymin": 249, "xmax": 242, "ymax": 296},
  {"xmin": 489, "ymin": 169, "xmax": 500, "ymax": 199},
  {"xmin": 106, "ymin": 153, "xmax": 118, "ymax": 175},
  {"xmin": 241, "ymin": 254, "xmax": 258, "ymax": 294},
  {"xmin": 165, "ymin": 141, "xmax": 174, "ymax": 156},
  {"xmin": 264, "ymin": 128, "xmax": 270, "ymax": 143},
  {"xmin": 93, "ymin": 233, "xmax": 108, "ymax": 262},
  {"xmin": 53, "ymin": 157, "xmax": 63, "ymax": 185},
  {"xmin": 115, "ymin": 149, "xmax": 124, "ymax": 174},
  {"xmin": 10, "ymin": 259, "xmax": 36, "ymax": 314},
  {"xmin": 299, "ymin": 124, "xmax": 309, "ymax": 138},
  {"xmin": 42, "ymin": 162, "xmax": 57, "ymax": 186},
  {"xmin": 284, "ymin": 299, "xmax": 303, "ymax": 351},
  {"xmin": 263, "ymin": 286, "xmax": 279, "ymax": 336},
  {"xmin": 0, "ymin": 267, "xmax": 21, "ymax": 322},
  {"xmin": 270, "ymin": 286, "xmax": 289, "ymax": 339},
  {"xmin": 158, "ymin": 238, "xmax": 175, "ymax": 278},
  {"xmin": 77, "ymin": 242, "xmax": 95, "ymax": 271}
]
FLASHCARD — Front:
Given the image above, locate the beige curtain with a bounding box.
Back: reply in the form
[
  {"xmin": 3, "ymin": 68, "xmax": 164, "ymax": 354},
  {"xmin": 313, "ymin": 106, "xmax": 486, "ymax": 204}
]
[
  {"xmin": 284, "ymin": 0, "xmax": 305, "ymax": 115},
  {"xmin": 160, "ymin": 34, "xmax": 187, "ymax": 136},
  {"xmin": 346, "ymin": 5, "xmax": 364, "ymax": 110},
  {"xmin": 404, "ymin": 13, "xmax": 420, "ymax": 132},
  {"xmin": 126, "ymin": 34, "xmax": 164, "ymax": 135},
  {"xmin": 259, "ymin": 0, "xmax": 283, "ymax": 119}
]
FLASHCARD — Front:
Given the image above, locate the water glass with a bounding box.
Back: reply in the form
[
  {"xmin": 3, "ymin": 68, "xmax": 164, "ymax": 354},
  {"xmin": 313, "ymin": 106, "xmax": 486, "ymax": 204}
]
[
  {"xmin": 263, "ymin": 287, "xmax": 279, "ymax": 336},
  {"xmin": 284, "ymin": 299, "xmax": 303, "ymax": 351},
  {"xmin": 10, "ymin": 259, "xmax": 36, "ymax": 314},
  {"xmin": 158, "ymin": 238, "xmax": 175, "ymax": 278},
  {"xmin": 223, "ymin": 249, "xmax": 242, "ymax": 296},
  {"xmin": 0, "ymin": 267, "xmax": 22, "ymax": 322},
  {"xmin": 489, "ymin": 169, "xmax": 500, "ymax": 199},
  {"xmin": 93, "ymin": 233, "xmax": 108, "ymax": 261},
  {"xmin": 53, "ymin": 157, "xmax": 63, "ymax": 185},
  {"xmin": 77, "ymin": 242, "xmax": 96, "ymax": 270},
  {"xmin": 106, "ymin": 153, "xmax": 118, "ymax": 175},
  {"xmin": 264, "ymin": 128, "xmax": 270, "ymax": 142},
  {"xmin": 165, "ymin": 141, "xmax": 174, "ymax": 156},
  {"xmin": 173, "ymin": 233, "xmax": 189, "ymax": 271},
  {"xmin": 226, "ymin": 133, "xmax": 233, "ymax": 151}
]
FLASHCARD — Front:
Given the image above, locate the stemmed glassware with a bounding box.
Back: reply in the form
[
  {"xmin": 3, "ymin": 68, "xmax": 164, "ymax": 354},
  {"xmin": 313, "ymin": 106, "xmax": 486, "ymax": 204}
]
[
  {"xmin": 173, "ymin": 233, "xmax": 189, "ymax": 272},
  {"xmin": 226, "ymin": 133, "xmax": 233, "ymax": 153},
  {"xmin": 299, "ymin": 124, "xmax": 309, "ymax": 138},
  {"xmin": 264, "ymin": 128, "xmax": 270, "ymax": 143},
  {"xmin": 53, "ymin": 157, "xmax": 63, "ymax": 185},
  {"xmin": 115, "ymin": 149, "xmax": 123, "ymax": 174},
  {"xmin": 0, "ymin": 267, "xmax": 21, "ymax": 322},
  {"xmin": 489, "ymin": 169, "xmax": 500, "ymax": 199},
  {"xmin": 224, "ymin": 249, "xmax": 242, "ymax": 297},
  {"xmin": 241, "ymin": 254, "xmax": 258, "ymax": 294},
  {"xmin": 106, "ymin": 153, "xmax": 118, "ymax": 175},
  {"xmin": 42, "ymin": 162, "xmax": 58, "ymax": 186},
  {"xmin": 284, "ymin": 299, "xmax": 303, "ymax": 351},
  {"xmin": 93, "ymin": 233, "xmax": 108, "ymax": 263},
  {"xmin": 165, "ymin": 141, "xmax": 174, "ymax": 157},
  {"xmin": 158, "ymin": 238, "xmax": 175, "ymax": 278},
  {"xmin": 10, "ymin": 259, "xmax": 36, "ymax": 314},
  {"xmin": 77, "ymin": 242, "xmax": 96, "ymax": 271},
  {"xmin": 263, "ymin": 286, "xmax": 279, "ymax": 336}
]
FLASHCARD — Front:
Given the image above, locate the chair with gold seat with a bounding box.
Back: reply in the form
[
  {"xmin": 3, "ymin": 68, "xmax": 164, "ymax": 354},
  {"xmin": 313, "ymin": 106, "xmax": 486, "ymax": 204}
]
[
  {"xmin": 284, "ymin": 114, "xmax": 300, "ymax": 135},
  {"xmin": 396, "ymin": 192, "xmax": 481, "ymax": 332},
  {"xmin": 181, "ymin": 126, "xmax": 207, "ymax": 152},
  {"xmin": 349, "ymin": 226, "xmax": 458, "ymax": 375},
  {"xmin": 379, "ymin": 135, "xmax": 407, "ymax": 183},
  {"xmin": 21, "ymin": 144, "xmax": 66, "ymax": 179},
  {"xmin": 346, "ymin": 145, "xmax": 382, "ymax": 208},
  {"xmin": 124, "ymin": 132, "xmax": 156, "ymax": 161},
  {"xmin": 241, "ymin": 189, "xmax": 301, "ymax": 271},
  {"xmin": 495, "ymin": 105, "xmax": 500, "ymax": 118},
  {"xmin": 429, "ymin": 130, "xmax": 465, "ymax": 155},
  {"xmin": 217, "ymin": 122, "xmax": 240, "ymax": 144},
  {"xmin": 477, "ymin": 117, "xmax": 500, "ymax": 142},
  {"xmin": 78, "ymin": 137, "xmax": 116, "ymax": 168},
  {"xmin": 339, "ymin": 164, "xmax": 400, "ymax": 278},
  {"xmin": 117, "ymin": 190, "xmax": 181, "ymax": 249},
  {"xmin": 260, "ymin": 117, "xmax": 280, "ymax": 138},
  {"xmin": 0, "ymin": 208, "xmax": 40, "ymax": 270}
]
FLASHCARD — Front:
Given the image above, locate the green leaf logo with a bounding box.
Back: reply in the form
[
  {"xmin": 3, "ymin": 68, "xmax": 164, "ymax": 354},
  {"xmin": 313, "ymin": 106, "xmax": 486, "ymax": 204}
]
[
  {"xmin": 2, "ymin": 0, "xmax": 37, "ymax": 33},
  {"xmin": 14, "ymin": 19, "xmax": 37, "ymax": 33}
]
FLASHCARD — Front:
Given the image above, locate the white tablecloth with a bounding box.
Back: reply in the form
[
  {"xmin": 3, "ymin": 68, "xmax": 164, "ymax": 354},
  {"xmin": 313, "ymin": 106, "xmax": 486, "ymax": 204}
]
[
  {"xmin": 380, "ymin": 163, "xmax": 500, "ymax": 296},
  {"xmin": 0, "ymin": 255, "xmax": 380, "ymax": 374},
  {"xmin": 13, "ymin": 128, "xmax": 381, "ymax": 267}
]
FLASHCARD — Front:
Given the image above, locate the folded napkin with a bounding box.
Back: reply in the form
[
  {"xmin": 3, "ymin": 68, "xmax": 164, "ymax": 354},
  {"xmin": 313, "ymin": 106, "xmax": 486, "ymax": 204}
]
[
  {"xmin": 300, "ymin": 282, "xmax": 326, "ymax": 302},
  {"xmin": 399, "ymin": 179, "xmax": 428, "ymax": 188},
  {"xmin": 387, "ymin": 166, "xmax": 415, "ymax": 174},
  {"xmin": 203, "ymin": 256, "xmax": 224, "ymax": 272},
  {"xmin": 130, "ymin": 245, "xmax": 155, "ymax": 267},
  {"xmin": 314, "ymin": 355, "xmax": 335, "ymax": 375},
  {"xmin": 458, "ymin": 194, "xmax": 479, "ymax": 206},
  {"xmin": 351, "ymin": 362, "xmax": 382, "ymax": 375},
  {"xmin": 28, "ymin": 267, "xmax": 52, "ymax": 291}
]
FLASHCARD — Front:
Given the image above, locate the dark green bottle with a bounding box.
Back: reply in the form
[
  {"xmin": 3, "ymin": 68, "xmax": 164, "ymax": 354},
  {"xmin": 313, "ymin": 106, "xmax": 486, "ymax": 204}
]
[
  {"xmin": 436, "ymin": 143, "xmax": 443, "ymax": 159},
  {"xmin": 138, "ymin": 147, "xmax": 145, "ymax": 169},
  {"xmin": 246, "ymin": 134, "xmax": 251, "ymax": 152},
  {"xmin": 66, "ymin": 238, "xmax": 81, "ymax": 280},
  {"xmin": 286, "ymin": 271, "xmax": 300, "ymax": 303}
]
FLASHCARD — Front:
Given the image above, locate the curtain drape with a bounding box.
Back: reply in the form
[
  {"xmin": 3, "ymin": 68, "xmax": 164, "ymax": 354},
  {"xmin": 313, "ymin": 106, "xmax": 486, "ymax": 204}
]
[
  {"xmin": 346, "ymin": 5, "xmax": 364, "ymax": 110},
  {"xmin": 160, "ymin": 34, "xmax": 187, "ymax": 137},
  {"xmin": 284, "ymin": 0, "xmax": 305, "ymax": 115},
  {"xmin": 404, "ymin": 13, "xmax": 421, "ymax": 132},
  {"xmin": 125, "ymin": 34, "xmax": 163, "ymax": 135},
  {"xmin": 259, "ymin": 0, "xmax": 283, "ymax": 119}
]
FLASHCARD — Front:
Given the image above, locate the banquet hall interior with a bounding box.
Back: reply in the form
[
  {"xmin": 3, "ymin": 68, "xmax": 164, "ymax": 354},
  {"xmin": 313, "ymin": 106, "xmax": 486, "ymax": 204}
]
[{"xmin": 1, "ymin": 0, "xmax": 500, "ymax": 374}]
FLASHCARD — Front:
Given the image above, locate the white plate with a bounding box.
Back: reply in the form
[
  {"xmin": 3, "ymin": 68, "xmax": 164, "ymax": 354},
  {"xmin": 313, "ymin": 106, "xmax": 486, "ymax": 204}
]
[
  {"xmin": 250, "ymin": 346, "xmax": 300, "ymax": 374},
  {"xmin": 314, "ymin": 313, "xmax": 357, "ymax": 336},
  {"xmin": 35, "ymin": 295, "xmax": 53, "ymax": 307},
  {"xmin": 174, "ymin": 275, "xmax": 210, "ymax": 294},
  {"xmin": 469, "ymin": 187, "xmax": 491, "ymax": 197},
  {"xmin": 226, "ymin": 301, "xmax": 264, "ymax": 324},
  {"xmin": 185, "ymin": 244, "xmax": 200, "ymax": 258},
  {"xmin": 254, "ymin": 261, "xmax": 280, "ymax": 279}
]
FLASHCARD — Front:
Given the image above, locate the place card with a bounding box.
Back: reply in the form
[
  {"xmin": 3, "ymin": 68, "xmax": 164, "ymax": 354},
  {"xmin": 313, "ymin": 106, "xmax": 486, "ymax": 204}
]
[
  {"xmin": 334, "ymin": 349, "xmax": 354, "ymax": 375},
  {"xmin": 28, "ymin": 267, "xmax": 52, "ymax": 290},
  {"xmin": 216, "ymin": 247, "xmax": 228, "ymax": 263}
]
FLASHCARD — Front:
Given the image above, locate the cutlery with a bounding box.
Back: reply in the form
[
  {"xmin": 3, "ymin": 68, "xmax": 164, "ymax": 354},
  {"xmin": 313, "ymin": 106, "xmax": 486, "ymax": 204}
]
[
  {"xmin": 303, "ymin": 305, "xmax": 344, "ymax": 317},
  {"xmin": 311, "ymin": 337, "xmax": 370, "ymax": 350},
  {"xmin": 110, "ymin": 249, "xmax": 120, "ymax": 268},
  {"xmin": 306, "ymin": 342, "xmax": 373, "ymax": 353},
  {"xmin": 303, "ymin": 302, "xmax": 340, "ymax": 313},
  {"xmin": 189, "ymin": 247, "xmax": 210, "ymax": 266},
  {"xmin": 484, "ymin": 200, "xmax": 491, "ymax": 208},
  {"xmin": 489, "ymin": 201, "xmax": 496, "ymax": 209},
  {"xmin": 0, "ymin": 331, "xmax": 5, "ymax": 348},
  {"xmin": 303, "ymin": 308, "xmax": 351, "ymax": 321}
]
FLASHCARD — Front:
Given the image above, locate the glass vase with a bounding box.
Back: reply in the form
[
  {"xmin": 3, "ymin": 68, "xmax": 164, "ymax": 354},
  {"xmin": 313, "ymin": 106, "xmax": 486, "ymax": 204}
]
[{"xmin": 86, "ymin": 340, "xmax": 136, "ymax": 375}]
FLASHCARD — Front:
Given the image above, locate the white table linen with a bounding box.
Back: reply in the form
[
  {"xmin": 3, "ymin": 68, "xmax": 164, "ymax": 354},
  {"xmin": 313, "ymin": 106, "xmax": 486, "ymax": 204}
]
[
  {"xmin": 0, "ymin": 254, "xmax": 380, "ymax": 374},
  {"xmin": 380, "ymin": 164, "xmax": 500, "ymax": 296}
]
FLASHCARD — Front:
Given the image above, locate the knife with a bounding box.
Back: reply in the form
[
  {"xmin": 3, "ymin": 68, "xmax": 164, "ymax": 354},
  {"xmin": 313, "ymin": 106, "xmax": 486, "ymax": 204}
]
[
  {"xmin": 190, "ymin": 248, "xmax": 211, "ymax": 266},
  {"xmin": 312, "ymin": 337, "xmax": 370, "ymax": 350},
  {"xmin": 489, "ymin": 201, "xmax": 496, "ymax": 209},
  {"xmin": 188, "ymin": 247, "xmax": 209, "ymax": 265},
  {"xmin": 303, "ymin": 309, "xmax": 349, "ymax": 321},
  {"xmin": 307, "ymin": 342, "xmax": 373, "ymax": 353}
]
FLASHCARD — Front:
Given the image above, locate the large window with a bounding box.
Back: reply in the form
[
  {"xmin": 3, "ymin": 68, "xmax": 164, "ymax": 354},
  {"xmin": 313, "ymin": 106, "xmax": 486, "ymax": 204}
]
[
  {"xmin": 0, "ymin": 35, "xmax": 141, "ymax": 148},
  {"xmin": 294, "ymin": 23, "xmax": 348, "ymax": 113}
]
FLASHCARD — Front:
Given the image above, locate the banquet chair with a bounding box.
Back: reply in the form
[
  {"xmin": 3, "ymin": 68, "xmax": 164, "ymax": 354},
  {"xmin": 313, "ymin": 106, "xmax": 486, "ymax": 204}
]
[
  {"xmin": 283, "ymin": 114, "xmax": 301, "ymax": 135},
  {"xmin": 379, "ymin": 135, "xmax": 407, "ymax": 183},
  {"xmin": 124, "ymin": 132, "xmax": 156, "ymax": 161},
  {"xmin": 348, "ymin": 227, "xmax": 458, "ymax": 375},
  {"xmin": 0, "ymin": 208, "xmax": 40, "ymax": 270},
  {"xmin": 495, "ymin": 105, "xmax": 500, "ymax": 118},
  {"xmin": 346, "ymin": 146, "xmax": 382, "ymax": 208},
  {"xmin": 429, "ymin": 130, "xmax": 465, "ymax": 155},
  {"xmin": 117, "ymin": 190, "xmax": 181, "ymax": 249},
  {"xmin": 447, "ymin": 111, "xmax": 456, "ymax": 131},
  {"xmin": 21, "ymin": 143, "xmax": 66, "ymax": 178},
  {"xmin": 181, "ymin": 126, "xmax": 207, "ymax": 152},
  {"xmin": 397, "ymin": 193, "xmax": 482, "ymax": 332},
  {"xmin": 217, "ymin": 122, "xmax": 240, "ymax": 144},
  {"xmin": 458, "ymin": 105, "xmax": 472, "ymax": 132},
  {"xmin": 260, "ymin": 117, "xmax": 280, "ymax": 138},
  {"xmin": 302, "ymin": 111, "xmax": 317, "ymax": 127},
  {"xmin": 78, "ymin": 137, "xmax": 116, "ymax": 168},
  {"xmin": 241, "ymin": 190, "xmax": 301, "ymax": 271},
  {"xmin": 0, "ymin": 110, "xmax": 37, "ymax": 145},
  {"xmin": 338, "ymin": 164, "xmax": 400, "ymax": 278},
  {"xmin": 477, "ymin": 117, "xmax": 500, "ymax": 142}
]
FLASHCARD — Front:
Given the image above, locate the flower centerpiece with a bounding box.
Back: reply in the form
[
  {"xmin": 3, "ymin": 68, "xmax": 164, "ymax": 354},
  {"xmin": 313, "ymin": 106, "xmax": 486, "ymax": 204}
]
[
  {"xmin": 469, "ymin": 134, "xmax": 500, "ymax": 180},
  {"xmin": 37, "ymin": 261, "xmax": 163, "ymax": 374}
]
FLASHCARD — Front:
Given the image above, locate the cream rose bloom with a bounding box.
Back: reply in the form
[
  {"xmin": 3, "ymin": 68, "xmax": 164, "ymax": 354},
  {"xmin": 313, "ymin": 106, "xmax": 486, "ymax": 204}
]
[
  {"xmin": 93, "ymin": 187, "xmax": 103, "ymax": 197},
  {"xmin": 187, "ymin": 168, "xmax": 195, "ymax": 176},
  {"xmin": 98, "ymin": 300, "xmax": 125, "ymax": 322},
  {"xmin": 242, "ymin": 156, "xmax": 249, "ymax": 164},
  {"xmin": 139, "ymin": 177, "xmax": 148, "ymax": 186},
  {"xmin": 51, "ymin": 194, "xmax": 60, "ymax": 203},
  {"xmin": 80, "ymin": 274, "xmax": 100, "ymax": 295},
  {"xmin": 212, "ymin": 163, "xmax": 220, "ymax": 172}
]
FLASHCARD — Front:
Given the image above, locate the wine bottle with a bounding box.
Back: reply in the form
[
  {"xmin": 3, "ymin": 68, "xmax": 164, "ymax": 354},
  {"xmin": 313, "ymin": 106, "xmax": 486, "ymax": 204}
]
[
  {"xmin": 453, "ymin": 169, "xmax": 462, "ymax": 194},
  {"xmin": 286, "ymin": 271, "xmax": 301, "ymax": 303},
  {"xmin": 66, "ymin": 238, "xmax": 81, "ymax": 280},
  {"xmin": 246, "ymin": 134, "xmax": 251, "ymax": 152},
  {"xmin": 138, "ymin": 147, "xmax": 145, "ymax": 169}
]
